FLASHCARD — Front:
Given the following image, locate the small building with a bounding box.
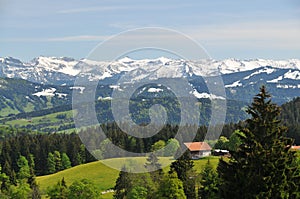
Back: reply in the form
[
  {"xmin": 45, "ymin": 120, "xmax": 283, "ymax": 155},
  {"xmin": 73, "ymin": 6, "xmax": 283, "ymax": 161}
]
[
  {"xmin": 184, "ymin": 142, "xmax": 212, "ymax": 159},
  {"xmin": 212, "ymin": 149, "xmax": 230, "ymax": 157}
]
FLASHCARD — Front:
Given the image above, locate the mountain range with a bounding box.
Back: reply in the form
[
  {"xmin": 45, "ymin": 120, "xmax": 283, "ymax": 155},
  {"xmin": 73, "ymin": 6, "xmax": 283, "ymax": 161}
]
[
  {"xmin": 1, "ymin": 56, "xmax": 300, "ymax": 100},
  {"xmin": 0, "ymin": 56, "xmax": 299, "ymax": 122}
]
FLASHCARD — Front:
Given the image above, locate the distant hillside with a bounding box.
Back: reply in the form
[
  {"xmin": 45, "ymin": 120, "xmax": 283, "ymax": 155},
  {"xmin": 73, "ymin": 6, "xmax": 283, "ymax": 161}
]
[
  {"xmin": 0, "ymin": 78, "xmax": 72, "ymax": 117},
  {"xmin": 280, "ymin": 97, "xmax": 300, "ymax": 144}
]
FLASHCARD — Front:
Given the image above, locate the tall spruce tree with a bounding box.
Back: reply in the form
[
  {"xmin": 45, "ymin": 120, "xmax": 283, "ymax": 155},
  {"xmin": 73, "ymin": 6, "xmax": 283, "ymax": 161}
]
[
  {"xmin": 47, "ymin": 152, "xmax": 56, "ymax": 174},
  {"xmin": 218, "ymin": 86, "xmax": 300, "ymax": 198},
  {"xmin": 61, "ymin": 153, "xmax": 71, "ymax": 170},
  {"xmin": 170, "ymin": 151, "xmax": 196, "ymax": 199},
  {"xmin": 114, "ymin": 166, "xmax": 131, "ymax": 199},
  {"xmin": 145, "ymin": 153, "xmax": 163, "ymax": 185},
  {"xmin": 198, "ymin": 159, "xmax": 219, "ymax": 199}
]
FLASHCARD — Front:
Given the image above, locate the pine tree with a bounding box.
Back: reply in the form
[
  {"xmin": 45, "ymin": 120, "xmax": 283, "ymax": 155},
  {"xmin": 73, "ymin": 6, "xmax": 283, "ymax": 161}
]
[
  {"xmin": 2, "ymin": 161, "xmax": 14, "ymax": 185},
  {"xmin": 27, "ymin": 154, "xmax": 41, "ymax": 199},
  {"xmin": 17, "ymin": 156, "xmax": 30, "ymax": 180},
  {"xmin": 170, "ymin": 151, "xmax": 196, "ymax": 199},
  {"xmin": 47, "ymin": 152, "xmax": 56, "ymax": 174},
  {"xmin": 145, "ymin": 153, "xmax": 163, "ymax": 184},
  {"xmin": 53, "ymin": 151, "xmax": 62, "ymax": 171},
  {"xmin": 114, "ymin": 166, "xmax": 131, "ymax": 199},
  {"xmin": 218, "ymin": 86, "xmax": 300, "ymax": 198},
  {"xmin": 198, "ymin": 159, "xmax": 219, "ymax": 199},
  {"xmin": 61, "ymin": 153, "xmax": 71, "ymax": 170},
  {"xmin": 145, "ymin": 153, "xmax": 162, "ymax": 171}
]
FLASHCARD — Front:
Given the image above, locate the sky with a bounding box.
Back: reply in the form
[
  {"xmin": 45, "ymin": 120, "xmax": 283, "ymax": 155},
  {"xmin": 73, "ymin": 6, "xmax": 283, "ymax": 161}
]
[{"xmin": 0, "ymin": 0, "xmax": 300, "ymax": 61}]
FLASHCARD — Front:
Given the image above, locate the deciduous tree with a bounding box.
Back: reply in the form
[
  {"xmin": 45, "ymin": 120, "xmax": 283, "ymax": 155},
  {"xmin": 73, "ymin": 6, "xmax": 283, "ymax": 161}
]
[{"xmin": 157, "ymin": 171, "xmax": 186, "ymax": 199}]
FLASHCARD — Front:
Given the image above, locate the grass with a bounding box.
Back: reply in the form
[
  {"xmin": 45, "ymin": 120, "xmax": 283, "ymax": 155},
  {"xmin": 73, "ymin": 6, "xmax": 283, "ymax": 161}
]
[
  {"xmin": 0, "ymin": 106, "xmax": 19, "ymax": 117},
  {"xmin": 37, "ymin": 161, "xmax": 119, "ymax": 198},
  {"xmin": 36, "ymin": 156, "xmax": 220, "ymax": 198}
]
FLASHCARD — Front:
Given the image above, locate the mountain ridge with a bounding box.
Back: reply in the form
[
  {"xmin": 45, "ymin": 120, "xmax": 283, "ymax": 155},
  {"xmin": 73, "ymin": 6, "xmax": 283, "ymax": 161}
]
[
  {"xmin": 1, "ymin": 56, "xmax": 300, "ymax": 105},
  {"xmin": 1, "ymin": 56, "xmax": 300, "ymax": 84}
]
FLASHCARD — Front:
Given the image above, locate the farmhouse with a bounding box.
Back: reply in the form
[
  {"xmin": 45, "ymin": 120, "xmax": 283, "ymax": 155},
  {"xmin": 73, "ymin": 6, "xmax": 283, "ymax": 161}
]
[
  {"xmin": 184, "ymin": 142, "xmax": 212, "ymax": 159},
  {"xmin": 291, "ymin": 146, "xmax": 300, "ymax": 150}
]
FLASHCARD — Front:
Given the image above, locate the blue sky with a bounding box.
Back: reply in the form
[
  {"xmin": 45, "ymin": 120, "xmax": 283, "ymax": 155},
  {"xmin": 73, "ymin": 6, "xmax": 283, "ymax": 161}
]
[{"xmin": 0, "ymin": 0, "xmax": 300, "ymax": 61}]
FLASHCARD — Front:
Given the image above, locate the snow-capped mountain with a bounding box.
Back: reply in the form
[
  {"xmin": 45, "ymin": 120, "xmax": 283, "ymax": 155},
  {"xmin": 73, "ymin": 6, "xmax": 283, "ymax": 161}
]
[
  {"xmin": 0, "ymin": 56, "xmax": 300, "ymax": 104},
  {"xmin": 1, "ymin": 56, "xmax": 299, "ymax": 82},
  {"xmin": 0, "ymin": 56, "xmax": 78, "ymax": 85}
]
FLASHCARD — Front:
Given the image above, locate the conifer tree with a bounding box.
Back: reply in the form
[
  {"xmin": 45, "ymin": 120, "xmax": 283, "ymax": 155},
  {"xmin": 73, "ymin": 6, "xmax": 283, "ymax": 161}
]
[
  {"xmin": 218, "ymin": 86, "xmax": 300, "ymax": 198},
  {"xmin": 114, "ymin": 166, "xmax": 131, "ymax": 199},
  {"xmin": 27, "ymin": 154, "xmax": 41, "ymax": 199},
  {"xmin": 170, "ymin": 151, "xmax": 196, "ymax": 199},
  {"xmin": 17, "ymin": 156, "xmax": 30, "ymax": 180},
  {"xmin": 145, "ymin": 153, "xmax": 162, "ymax": 171},
  {"xmin": 61, "ymin": 153, "xmax": 71, "ymax": 170},
  {"xmin": 145, "ymin": 153, "xmax": 163, "ymax": 184},
  {"xmin": 53, "ymin": 151, "xmax": 62, "ymax": 171},
  {"xmin": 198, "ymin": 159, "xmax": 219, "ymax": 199},
  {"xmin": 47, "ymin": 153, "xmax": 56, "ymax": 174}
]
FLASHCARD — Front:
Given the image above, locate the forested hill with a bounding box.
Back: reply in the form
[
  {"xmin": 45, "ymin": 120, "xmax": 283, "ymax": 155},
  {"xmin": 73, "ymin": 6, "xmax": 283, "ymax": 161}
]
[
  {"xmin": 280, "ymin": 97, "xmax": 300, "ymax": 144},
  {"xmin": 281, "ymin": 97, "xmax": 300, "ymax": 125}
]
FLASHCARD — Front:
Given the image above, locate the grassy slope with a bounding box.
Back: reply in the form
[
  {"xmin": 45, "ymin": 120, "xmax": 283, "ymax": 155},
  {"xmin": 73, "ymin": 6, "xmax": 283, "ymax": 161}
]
[
  {"xmin": 2, "ymin": 110, "xmax": 75, "ymax": 132},
  {"xmin": 36, "ymin": 156, "xmax": 220, "ymax": 198}
]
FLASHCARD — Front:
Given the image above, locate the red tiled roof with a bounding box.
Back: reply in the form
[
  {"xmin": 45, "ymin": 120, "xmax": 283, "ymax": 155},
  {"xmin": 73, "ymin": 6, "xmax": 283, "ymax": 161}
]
[
  {"xmin": 291, "ymin": 146, "xmax": 300, "ymax": 150},
  {"xmin": 184, "ymin": 142, "xmax": 212, "ymax": 151}
]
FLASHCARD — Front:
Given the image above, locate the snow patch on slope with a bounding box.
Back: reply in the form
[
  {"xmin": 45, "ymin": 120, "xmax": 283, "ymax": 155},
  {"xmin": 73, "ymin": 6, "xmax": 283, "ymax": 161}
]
[
  {"xmin": 267, "ymin": 76, "xmax": 283, "ymax": 83},
  {"xmin": 148, "ymin": 88, "xmax": 163, "ymax": 93},
  {"xmin": 225, "ymin": 81, "xmax": 242, "ymax": 88},
  {"xmin": 33, "ymin": 88, "xmax": 56, "ymax": 97},
  {"xmin": 284, "ymin": 70, "xmax": 300, "ymax": 80},
  {"xmin": 244, "ymin": 67, "xmax": 275, "ymax": 80},
  {"xmin": 70, "ymin": 86, "xmax": 85, "ymax": 94},
  {"xmin": 192, "ymin": 89, "xmax": 225, "ymax": 100}
]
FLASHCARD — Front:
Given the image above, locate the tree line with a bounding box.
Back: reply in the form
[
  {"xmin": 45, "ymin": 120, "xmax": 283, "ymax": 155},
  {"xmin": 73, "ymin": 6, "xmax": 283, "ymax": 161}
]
[{"xmin": 0, "ymin": 132, "xmax": 96, "ymax": 179}]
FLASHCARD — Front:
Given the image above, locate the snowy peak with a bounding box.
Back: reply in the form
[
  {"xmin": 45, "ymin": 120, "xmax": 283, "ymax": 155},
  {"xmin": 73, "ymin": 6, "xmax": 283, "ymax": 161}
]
[
  {"xmin": 0, "ymin": 56, "xmax": 23, "ymax": 65},
  {"xmin": 215, "ymin": 58, "xmax": 300, "ymax": 74},
  {"xmin": 31, "ymin": 56, "xmax": 80, "ymax": 76},
  {"xmin": 117, "ymin": 56, "xmax": 173, "ymax": 65}
]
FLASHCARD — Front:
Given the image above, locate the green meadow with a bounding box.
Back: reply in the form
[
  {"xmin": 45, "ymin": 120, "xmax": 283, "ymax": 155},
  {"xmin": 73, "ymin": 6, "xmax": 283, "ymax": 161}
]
[{"xmin": 36, "ymin": 156, "xmax": 220, "ymax": 198}]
